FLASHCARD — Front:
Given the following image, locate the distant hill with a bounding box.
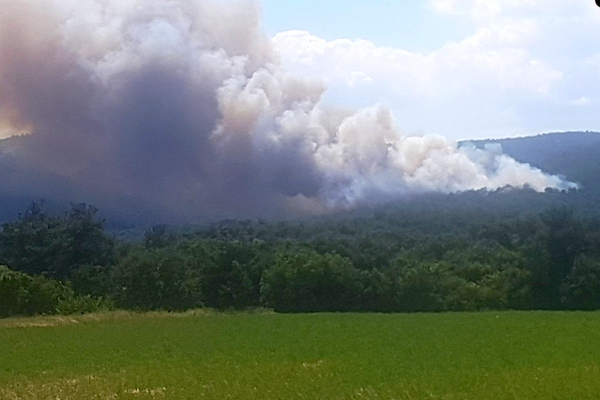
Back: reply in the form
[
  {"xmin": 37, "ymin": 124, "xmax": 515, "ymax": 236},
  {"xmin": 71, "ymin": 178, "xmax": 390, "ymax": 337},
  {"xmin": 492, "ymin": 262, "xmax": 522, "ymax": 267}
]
[
  {"xmin": 1, "ymin": 131, "xmax": 599, "ymax": 225},
  {"xmin": 468, "ymin": 131, "xmax": 600, "ymax": 193},
  {"xmin": 455, "ymin": 131, "xmax": 600, "ymax": 219}
]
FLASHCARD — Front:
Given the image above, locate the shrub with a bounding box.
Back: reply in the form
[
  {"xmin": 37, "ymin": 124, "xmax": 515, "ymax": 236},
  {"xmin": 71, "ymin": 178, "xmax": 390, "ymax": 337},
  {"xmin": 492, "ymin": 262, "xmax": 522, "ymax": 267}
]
[{"xmin": 0, "ymin": 265, "xmax": 108, "ymax": 318}]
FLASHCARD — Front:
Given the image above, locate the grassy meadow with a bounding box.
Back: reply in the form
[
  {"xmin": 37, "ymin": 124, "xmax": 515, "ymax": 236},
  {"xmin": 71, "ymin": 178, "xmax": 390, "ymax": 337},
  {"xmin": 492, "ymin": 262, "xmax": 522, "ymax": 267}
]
[{"xmin": 1, "ymin": 311, "xmax": 600, "ymax": 399}]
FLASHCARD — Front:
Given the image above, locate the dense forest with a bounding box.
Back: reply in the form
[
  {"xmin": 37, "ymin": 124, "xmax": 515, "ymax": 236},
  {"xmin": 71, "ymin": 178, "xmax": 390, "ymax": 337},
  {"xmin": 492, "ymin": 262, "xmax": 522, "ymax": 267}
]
[
  {"xmin": 1, "ymin": 189, "xmax": 599, "ymax": 317},
  {"xmin": 2, "ymin": 132, "xmax": 599, "ymax": 317}
]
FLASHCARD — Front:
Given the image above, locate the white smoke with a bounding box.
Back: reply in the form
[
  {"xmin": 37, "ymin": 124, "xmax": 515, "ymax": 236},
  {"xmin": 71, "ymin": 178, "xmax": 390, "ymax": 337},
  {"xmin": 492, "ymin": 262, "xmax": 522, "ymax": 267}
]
[{"xmin": 0, "ymin": 0, "xmax": 575, "ymax": 219}]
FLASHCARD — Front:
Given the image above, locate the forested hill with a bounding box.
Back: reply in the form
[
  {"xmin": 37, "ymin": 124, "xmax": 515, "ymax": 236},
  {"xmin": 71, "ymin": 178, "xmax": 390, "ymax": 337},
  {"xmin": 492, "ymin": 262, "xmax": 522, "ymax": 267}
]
[
  {"xmin": 469, "ymin": 131, "xmax": 600, "ymax": 193},
  {"xmin": 2, "ymin": 133, "xmax": 600, "ymax": 316},
  {"xmin": 1, "ymin": 131, "xmax": 599, "ymax": 225}
]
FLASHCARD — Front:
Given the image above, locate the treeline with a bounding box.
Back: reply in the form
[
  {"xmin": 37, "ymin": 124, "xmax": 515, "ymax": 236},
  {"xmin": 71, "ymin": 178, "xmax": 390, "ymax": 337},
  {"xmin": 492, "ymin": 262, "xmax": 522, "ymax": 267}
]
[{"xmin": 1, "ymin": 201, "xmax": 600, "ymax": 318}]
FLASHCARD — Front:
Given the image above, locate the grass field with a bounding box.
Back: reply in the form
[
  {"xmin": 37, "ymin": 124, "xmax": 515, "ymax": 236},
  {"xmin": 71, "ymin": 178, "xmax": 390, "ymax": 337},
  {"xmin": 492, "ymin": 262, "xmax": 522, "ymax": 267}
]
[{"xmin": 1, "ymin": 311, "xmax": 600, "ymax": 399}]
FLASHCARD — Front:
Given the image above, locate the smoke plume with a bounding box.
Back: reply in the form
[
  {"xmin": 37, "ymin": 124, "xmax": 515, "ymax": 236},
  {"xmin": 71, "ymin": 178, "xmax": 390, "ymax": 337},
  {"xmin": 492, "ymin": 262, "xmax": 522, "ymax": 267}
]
[{"xmin": 0, "ymin": 0, "xmax": 575, "ymax": 221}]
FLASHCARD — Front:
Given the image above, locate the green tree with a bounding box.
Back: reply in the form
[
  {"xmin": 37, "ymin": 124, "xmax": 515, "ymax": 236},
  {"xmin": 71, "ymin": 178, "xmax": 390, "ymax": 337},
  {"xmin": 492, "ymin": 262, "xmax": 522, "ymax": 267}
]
[
  {"xmin": 261, "ymin": 249, "xmax": 362, "ymax": 312},
  {"xmin": 0, "ymin": 202, "xmax": 63, "ymax": 277},
  {"xmin": 112, "ymin": 247, "xmax": 202, "ymax": 311},
  {"xmin": 561, "ymin": 256, "xmax": 600, "ymax": 310},
  {"xmin": 199, "ymin": 241, "xmax": 264, "ymax": 309},
  {"xmin": 537, "ymin": 206, "xmax": 585, "ymax": 308},
  {"xmin": 0, "ymin": 202, "xmax": 115, "ymax": 280}
]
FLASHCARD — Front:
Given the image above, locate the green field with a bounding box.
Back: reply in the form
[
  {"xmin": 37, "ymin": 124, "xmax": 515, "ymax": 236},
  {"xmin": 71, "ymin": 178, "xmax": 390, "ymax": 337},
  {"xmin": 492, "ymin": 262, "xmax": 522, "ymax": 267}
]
[{"xmin": 2, "ymin": 311, "xmax": 600, "ymax": 399}]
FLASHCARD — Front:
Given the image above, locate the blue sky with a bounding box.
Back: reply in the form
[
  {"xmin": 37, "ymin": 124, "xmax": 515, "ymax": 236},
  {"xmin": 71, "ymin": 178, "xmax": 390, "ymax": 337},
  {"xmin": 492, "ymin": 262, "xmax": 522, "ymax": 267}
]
[
  {"xmin": 261, "ymin": 0, "xmax": 472, "ymax": 52},
  {"xmin": 257, "ymin": 0, "xmax": 600, "ymax": 140}
]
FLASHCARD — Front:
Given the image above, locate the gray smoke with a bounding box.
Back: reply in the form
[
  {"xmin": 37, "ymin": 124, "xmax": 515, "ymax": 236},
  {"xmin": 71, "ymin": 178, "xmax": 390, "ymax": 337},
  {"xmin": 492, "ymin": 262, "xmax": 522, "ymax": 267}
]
[{"xmin": 0, "ymin": 0, "xmax": 575, "ymax": 221}]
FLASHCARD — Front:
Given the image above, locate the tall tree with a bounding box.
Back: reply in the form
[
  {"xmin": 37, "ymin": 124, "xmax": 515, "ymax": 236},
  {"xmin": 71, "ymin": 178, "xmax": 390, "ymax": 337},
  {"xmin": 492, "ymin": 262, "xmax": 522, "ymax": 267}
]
[
  {"xmin": 539, "ymin": 206, "xmax": 585, "ymax": 308},
  {"xmin": 0, "ymin": 202, "xmax": 115, "ymax": 279}
]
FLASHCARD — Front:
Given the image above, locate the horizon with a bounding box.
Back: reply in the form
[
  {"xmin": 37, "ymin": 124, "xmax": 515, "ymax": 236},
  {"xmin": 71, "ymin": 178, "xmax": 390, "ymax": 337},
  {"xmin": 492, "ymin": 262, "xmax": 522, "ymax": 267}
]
[{"xmin": 3, "ymin": 129, "xmax": 600, "ymax": 145}]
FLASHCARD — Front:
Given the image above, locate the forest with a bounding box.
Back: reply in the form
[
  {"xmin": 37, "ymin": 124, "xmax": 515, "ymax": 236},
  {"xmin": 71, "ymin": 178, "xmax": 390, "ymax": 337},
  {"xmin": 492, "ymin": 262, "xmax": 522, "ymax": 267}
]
[{"xmin": 1, "ymin": 183, "xmax": 599, "ymax": 318}]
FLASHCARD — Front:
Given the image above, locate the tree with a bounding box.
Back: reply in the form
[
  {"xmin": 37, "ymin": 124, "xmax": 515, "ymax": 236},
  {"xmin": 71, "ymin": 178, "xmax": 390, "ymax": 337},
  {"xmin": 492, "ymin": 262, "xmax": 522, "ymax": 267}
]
[
  {"xmin": 0, "ymin": 201, "xmax": 63, "ymax": 277},
  {"xmin": 537, "ymin": 206, "xmax": 585, "ymax": 308},
  {"xmin": 0, "ymin": 202, "xmax": 115, "ymax": 280},
  {"xmin": 561, "ymin": 256, "xmax": 600, "ymax": 310},
  {"xmin": 199, "ymin": 241, "xmax": 263, "ymax": 309},
  {"xmin": 261, "ymin": 249, "xmax": 363, "ymax": 312},
  {"xmin": 112, "ymin": 247, "xmax": 202, "ymax": 311}
]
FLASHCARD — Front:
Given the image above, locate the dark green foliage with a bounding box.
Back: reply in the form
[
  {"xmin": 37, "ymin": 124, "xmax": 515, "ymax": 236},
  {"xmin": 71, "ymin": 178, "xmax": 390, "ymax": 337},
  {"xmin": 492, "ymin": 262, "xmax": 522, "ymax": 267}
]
[
  {"xmin": 0, "ymin": 132, "xmax": 594, "ymax": 316},
  {"xmin": 198, "ymin": 241, "xmax": 264, "ymax": 309},
  {"xmin": 0, "ymin": 202, "xmax": 63, "ymax": 277},
  {"xmin": 70, "ymin": 265, "xmax": 114, "ymax": 298},
  {"xmin": 261, "ymin": 250, "xmax": 363, "ymax": 312},
  {"xmin": 0, "ymin": 265, "xmax": 108, "ymax": 318},
  {"xmin": 0, "ymin": 265, "xmax": 66, "ymax": 317},
  {"xmin": 561, "ymin": 256, "xmax": 600, "ymax": 310},
  {"xmin": 112, "ymin": 247, "xmax": 202, "ymax": 311},
  {"xmin": 0, "ymin": 202, "xmax": 115, "ymax": 280},
  {"xmin": 61, "ymin": 203, "xmax": 116, "ymax": 272},
  {"xmin": 359, "ymin": 269, "xmax": 399, "ymax": 312},
  {"xmin": 394, "ymin": 262, "xmax": 458, "ymax": 312},
  {"xmin": 2, "ymin": 196, "xmax": 600, "ymax": 315},
  {"xmin": 526, "ymin": 206, "xmax": 586, "ymax": 309}
]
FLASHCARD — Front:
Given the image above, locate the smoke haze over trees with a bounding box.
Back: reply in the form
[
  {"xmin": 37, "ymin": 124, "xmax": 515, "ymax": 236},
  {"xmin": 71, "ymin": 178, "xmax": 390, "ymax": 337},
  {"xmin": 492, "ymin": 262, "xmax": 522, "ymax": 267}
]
[
  {"xmin": 1, "ymin": 197, "xmax": 600, "ymax": 317},
  {"xmin": 0, "ymin": 0, "xmax": 577, "ymax": 222}
]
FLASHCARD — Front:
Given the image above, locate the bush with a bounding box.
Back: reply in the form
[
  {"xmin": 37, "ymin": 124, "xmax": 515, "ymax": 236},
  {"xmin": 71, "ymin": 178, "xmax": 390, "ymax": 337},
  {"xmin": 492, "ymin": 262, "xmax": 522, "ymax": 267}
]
[
  {"xmin": 56, "ymin": 294, "xmax": 113, "ymax": 315},
  {"xmin": 0, "ymin": 265, "xmax": 108, "ymax": 318}
]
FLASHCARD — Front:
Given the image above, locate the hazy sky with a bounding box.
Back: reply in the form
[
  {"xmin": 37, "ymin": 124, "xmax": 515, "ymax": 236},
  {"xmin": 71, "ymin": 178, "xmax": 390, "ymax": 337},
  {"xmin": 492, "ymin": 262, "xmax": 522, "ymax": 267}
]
[
  {"xmin": 0, "ymin": 0, "xmax": 582, "ymax": 220},
  {"xmin": 260, "ymin": 0, "xmax": 600, "ymax": 140}
]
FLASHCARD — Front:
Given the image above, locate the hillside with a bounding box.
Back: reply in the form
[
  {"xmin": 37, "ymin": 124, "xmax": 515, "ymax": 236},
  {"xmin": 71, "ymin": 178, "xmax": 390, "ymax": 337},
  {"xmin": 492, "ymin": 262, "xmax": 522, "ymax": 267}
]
[
  {"xmin": 461, "ymin": 131, "xmax": 600, "ymax": 218},
  {"xmin": 470, "ymin": 131, "xmax": 600, "ymax": 192},
  {"xmin": 1, "ymin": 131, "xmax": 599, "ymax": 225}
]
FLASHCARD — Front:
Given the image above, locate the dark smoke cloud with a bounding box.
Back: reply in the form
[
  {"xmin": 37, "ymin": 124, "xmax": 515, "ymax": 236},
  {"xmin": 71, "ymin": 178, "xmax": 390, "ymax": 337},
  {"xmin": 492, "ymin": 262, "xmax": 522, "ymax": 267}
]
[{"xmin": 0, "ymin": 0, "xmax": 575, "ymax": 222}]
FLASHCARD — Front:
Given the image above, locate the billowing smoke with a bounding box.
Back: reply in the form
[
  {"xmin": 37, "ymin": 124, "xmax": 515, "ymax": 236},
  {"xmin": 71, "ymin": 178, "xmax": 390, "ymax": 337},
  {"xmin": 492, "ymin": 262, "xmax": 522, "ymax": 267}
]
[{"xmin": 0, "ymin": 0, "xmax": 575, "ymax": 221}]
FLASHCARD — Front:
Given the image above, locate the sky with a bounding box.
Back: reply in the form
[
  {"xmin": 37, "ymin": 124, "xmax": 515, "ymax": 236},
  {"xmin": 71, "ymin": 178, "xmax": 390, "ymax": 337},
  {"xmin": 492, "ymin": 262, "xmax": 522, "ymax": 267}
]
[
  {"xmin": 0, "ymin": 0, "xmax": 589, "ymax": 220},
  {"xmin": 259, "ymin": 0, "xmax": 600, "ymax": 140},
  {"xmin": 261, "ymin": 0, "xmax": 473, "ymax": 52}
]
